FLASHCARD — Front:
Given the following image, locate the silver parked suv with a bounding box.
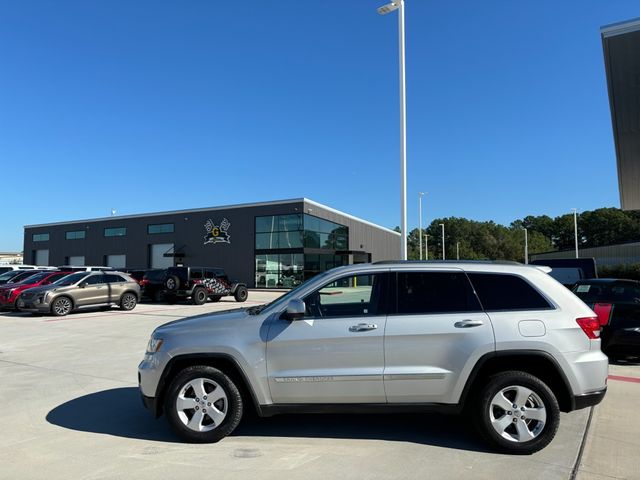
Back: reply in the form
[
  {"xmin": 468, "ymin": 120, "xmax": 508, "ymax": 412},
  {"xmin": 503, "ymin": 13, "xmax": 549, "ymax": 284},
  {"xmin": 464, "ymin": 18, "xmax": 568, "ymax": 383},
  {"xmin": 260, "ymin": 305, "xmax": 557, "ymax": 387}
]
[
  {"xmin": 139, "ymin": 261, "xmax": 608, "ymax": 454},
  {"xmin": 18, "ymin": 271, "xmax": 140, "ymax": 316}
]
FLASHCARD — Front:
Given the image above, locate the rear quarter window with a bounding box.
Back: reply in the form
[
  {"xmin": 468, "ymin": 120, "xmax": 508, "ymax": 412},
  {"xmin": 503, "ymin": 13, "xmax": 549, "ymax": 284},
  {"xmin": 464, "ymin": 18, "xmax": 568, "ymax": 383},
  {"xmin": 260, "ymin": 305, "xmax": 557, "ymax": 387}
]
[{"xmin": 468, "ymin": 273, "xmax": 552, "ymax": 311}]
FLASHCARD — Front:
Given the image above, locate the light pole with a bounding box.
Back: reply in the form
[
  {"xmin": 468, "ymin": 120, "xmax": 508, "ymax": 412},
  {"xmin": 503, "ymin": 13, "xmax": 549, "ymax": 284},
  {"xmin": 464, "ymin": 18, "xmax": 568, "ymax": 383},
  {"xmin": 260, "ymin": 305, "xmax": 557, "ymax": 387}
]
[
  {"xmin": 378, "ymin": 0, "xmax": 407, "ymax": 260},
  {"xmin": 439, "ymin": 223, "xmax": 445, "ymax": 260},
  {"xmin": 418, "ymin": 192, "xmax": 425, "ymax": 260},
  {"xmin": 523, "ymin": 227, "xmax": 528, "ymax": 264},
  {"xmin": 456, "ymin": 242, "xmax": 460, "ymax": 260},
  {"xmin": 571, "ymin": 208, "xmax": 579, "ymax": 258},
  {"xmin": 425, "ymin": 234, "xmax": 429, "ymax": 260}
]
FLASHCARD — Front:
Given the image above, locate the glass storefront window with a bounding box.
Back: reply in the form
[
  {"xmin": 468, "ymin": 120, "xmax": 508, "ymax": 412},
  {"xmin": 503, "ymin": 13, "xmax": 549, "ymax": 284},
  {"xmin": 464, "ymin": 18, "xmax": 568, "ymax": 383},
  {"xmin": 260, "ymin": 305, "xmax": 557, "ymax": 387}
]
[
  {"xmin": 278, "ymin": 231, "xmax": 302, "ymax": 248},
  {"xmin": 256, "ymin": 216, "xmax": 278, "ymax": 233},
  {"xmin": 256, "ymin": 213, "xmax": 348, "ymax": 252},
  {"xmin": 278, "ymin": 214, "xmax": 302, "ymax": 232},
  {"xmin": 255, "ymin": 214, "xmax": 349, "ymax": 287},
  {"xmin": 255, "ymin": 254, "xmax": 303, "ymax": 288}
]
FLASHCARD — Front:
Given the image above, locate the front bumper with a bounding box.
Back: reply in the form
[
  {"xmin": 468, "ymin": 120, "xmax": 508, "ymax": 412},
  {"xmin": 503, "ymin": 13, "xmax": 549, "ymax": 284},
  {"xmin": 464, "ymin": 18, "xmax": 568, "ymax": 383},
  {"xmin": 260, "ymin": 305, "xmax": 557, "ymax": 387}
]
[
  {"xmin": 17, "ymin": 302, "xmax": 50, "ymax": 313},
  {"xmin": 140, "ymin": 392, "xmax": 159, "ymax": 415}
]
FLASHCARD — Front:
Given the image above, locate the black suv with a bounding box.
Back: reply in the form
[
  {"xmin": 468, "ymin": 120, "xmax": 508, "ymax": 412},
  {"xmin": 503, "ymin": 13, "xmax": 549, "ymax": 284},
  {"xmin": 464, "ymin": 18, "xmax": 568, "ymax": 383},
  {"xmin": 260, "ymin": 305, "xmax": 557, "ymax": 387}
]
[
  {"xmin": 141, "ymin": 269, "xmax": 168, "ymax": 302},
  {"xmin": 163, "ymin": 266, "xmax": 248, "ymax": 305}
]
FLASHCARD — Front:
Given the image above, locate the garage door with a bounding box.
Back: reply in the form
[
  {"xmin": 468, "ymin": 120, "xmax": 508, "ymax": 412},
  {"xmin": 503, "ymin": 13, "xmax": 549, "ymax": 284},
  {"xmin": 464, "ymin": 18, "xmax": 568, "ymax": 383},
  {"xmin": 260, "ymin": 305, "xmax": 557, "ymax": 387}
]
[
  {"xmin": 150, "ymin": 244, "xmax": 174, "ymax": 269},
  {"xmin": 106, "ymin": 255, "xmax": 126, "ymax": 269},
  {"xmin": 68, "ymin": 256, "xmax": 85, "ymax": 266},
  {"xmin": 35, "ymin": 249, "xmax": 49, "ymax": 266}
]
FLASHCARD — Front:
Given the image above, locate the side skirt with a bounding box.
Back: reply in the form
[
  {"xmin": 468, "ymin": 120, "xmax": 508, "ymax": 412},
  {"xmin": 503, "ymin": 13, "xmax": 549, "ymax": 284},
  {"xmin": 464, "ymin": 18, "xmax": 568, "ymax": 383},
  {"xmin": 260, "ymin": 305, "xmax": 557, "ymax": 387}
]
[{"xmin": 258, "ymin": 403, "xmax": 463, "ymax": 417}]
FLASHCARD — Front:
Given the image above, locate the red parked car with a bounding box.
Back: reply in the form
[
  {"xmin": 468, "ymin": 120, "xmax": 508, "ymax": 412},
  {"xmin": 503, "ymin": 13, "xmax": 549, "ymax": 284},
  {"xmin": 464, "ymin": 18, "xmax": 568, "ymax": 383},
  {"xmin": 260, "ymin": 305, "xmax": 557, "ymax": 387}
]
[{"xmin": 0, "ymin": 271, "xmax": 71, "ymax": 311}]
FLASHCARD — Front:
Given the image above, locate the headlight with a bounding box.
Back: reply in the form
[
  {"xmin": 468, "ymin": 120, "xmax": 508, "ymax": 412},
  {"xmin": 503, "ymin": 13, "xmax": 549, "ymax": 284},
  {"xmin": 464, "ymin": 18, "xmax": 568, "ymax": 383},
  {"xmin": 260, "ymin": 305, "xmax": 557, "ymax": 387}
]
[{"xmin": 146, "ymin": 337, "xmax": 164, "ymax": 354}]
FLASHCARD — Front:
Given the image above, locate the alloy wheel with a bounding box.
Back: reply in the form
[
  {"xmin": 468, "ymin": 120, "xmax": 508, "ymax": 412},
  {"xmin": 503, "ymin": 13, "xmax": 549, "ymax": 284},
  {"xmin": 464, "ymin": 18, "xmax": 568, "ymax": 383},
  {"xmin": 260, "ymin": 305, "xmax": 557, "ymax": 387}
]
[
  {"xmin": 489, "ymin": 385, "xmax": 547, "ymax": 442},
  {"xmin": 176, "ymin": 378, "xmax": 228, "ymax": 433}
]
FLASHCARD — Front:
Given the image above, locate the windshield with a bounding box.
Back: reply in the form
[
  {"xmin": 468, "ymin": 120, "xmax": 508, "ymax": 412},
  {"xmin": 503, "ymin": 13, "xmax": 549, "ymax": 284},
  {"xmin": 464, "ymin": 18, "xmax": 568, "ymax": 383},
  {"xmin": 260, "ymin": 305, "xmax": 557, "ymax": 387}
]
[
  {"xmin": 17, "ymin": 273, "xmax": 49, "ymax": 284},
  {"xmin": 53, "ymin": 272, "xmax": 89, "ymax": 286},
  {"xmin": 7, "ymin": 271, "xmax": 40, "ymax": 283},
  {"xmin": 0, "ymin": 270, "xmax": 22, "ymax": 281}
]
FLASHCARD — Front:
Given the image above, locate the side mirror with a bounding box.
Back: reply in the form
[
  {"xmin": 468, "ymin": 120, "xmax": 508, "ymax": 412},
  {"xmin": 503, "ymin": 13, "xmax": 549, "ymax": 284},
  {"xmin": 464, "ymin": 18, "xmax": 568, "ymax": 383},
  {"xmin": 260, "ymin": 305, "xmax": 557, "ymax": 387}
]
[
  {"xmin": 281, "ymin": 299, "xmax": 305, "ymax": 321},
  {"xmin": 78, "ymin": 282, "xmax": 87, "ymax": 289}
]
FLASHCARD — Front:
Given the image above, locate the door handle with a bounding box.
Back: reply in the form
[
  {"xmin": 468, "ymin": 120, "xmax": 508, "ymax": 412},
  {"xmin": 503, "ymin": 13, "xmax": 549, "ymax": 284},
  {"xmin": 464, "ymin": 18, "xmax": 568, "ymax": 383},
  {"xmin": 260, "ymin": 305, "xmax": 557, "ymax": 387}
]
[
  {"xmin": 349, "ymin": 323, "xmax": 378, "ymax": 332},
  {"xmin": 454, "ymin": 319, "xmax": 484, "ymax": 328}
]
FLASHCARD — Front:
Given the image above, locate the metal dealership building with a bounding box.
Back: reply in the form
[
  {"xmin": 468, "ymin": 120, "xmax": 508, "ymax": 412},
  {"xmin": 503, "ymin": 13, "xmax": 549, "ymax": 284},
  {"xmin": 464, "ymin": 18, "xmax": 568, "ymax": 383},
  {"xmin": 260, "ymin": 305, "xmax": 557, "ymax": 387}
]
[
  {"xmin": 602, "ymin": 17, "xmax": 640, "ymax": 211},
  {"xmin": 23, "ymin": 198, "xmax": 401, "ymax": 288}
]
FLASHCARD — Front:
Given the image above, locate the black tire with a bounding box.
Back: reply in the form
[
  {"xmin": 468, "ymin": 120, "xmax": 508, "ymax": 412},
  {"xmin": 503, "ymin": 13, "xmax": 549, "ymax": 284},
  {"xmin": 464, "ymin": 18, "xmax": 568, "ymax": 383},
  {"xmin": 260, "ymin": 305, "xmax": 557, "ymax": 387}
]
[
  {"xmin": 234, "ymin": 285, "xmax": 248, "ymax": 303},
  {"xmin": 165, "ymin": 275, "xmax": 180, "ymax": 291},
  {"xmin": 164, "ymin": 366, "xmax": 243, "ymax": 443},
  {"xmin": 120, "ymin": 292, "xmax": 138, "ymax": 311},
  {"xmin": 192, "ymin": 287, "xmax": 207, "ymax": 305},
  {"xmin": 209, "ymin": 295, "xmax": 222, "ymax": 303},
  {"xmin": 473, "ymin": 371, "xmax": 560, "ymax": 454},
  {"xmin": 51, "ymin": 296, "xmax": 73, "ymax": 317}
]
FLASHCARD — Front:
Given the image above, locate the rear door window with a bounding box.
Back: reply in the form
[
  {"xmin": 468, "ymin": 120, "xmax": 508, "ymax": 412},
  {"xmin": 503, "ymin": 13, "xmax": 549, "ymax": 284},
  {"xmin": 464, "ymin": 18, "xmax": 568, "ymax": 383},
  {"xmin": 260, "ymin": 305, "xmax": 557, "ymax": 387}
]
[
  {"xmin": 468, "ymin": 273, "xmax": 552, "ymax": 311},
  {"xmin": 105, "ymin": 274, "xmax": 126, "ymax": 283},
  {"xmin": 85, "ymin": 275, "xmax": 105, "ymax": 285},
  {"xmin": 395, "ymin": 271, "xmax": 482, "ymax": 314}
]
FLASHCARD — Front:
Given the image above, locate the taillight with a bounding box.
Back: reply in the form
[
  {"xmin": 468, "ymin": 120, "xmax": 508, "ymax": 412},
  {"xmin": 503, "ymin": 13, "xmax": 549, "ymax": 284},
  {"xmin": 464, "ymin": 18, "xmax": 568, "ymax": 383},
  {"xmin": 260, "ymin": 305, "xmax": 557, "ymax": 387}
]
[
  {"xmin": 593, "ymin": 303, "xmax": 613, "ymax": 326},
  {"xmin": 576, "ymin": 316, "xmax": 601, "ymax": 339},
  {"xmin": 140, "ymin": 279, "xmax": 149, "ymax": 286}
]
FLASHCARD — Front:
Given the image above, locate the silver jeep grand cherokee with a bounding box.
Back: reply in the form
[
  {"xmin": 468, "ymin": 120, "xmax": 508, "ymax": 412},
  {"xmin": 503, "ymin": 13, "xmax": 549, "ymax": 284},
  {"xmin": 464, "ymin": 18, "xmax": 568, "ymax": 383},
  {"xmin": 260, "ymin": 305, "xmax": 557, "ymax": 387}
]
[{"xmin": 139, "ymin": 261, "xmax": 608, "ymax": 454}]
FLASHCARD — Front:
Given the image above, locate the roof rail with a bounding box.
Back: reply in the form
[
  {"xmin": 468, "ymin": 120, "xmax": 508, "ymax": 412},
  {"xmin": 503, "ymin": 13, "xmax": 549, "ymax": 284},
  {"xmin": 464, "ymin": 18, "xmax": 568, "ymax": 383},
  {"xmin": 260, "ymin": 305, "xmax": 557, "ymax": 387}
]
[{"xmin": 371, "ymin": 260, "xmax": 523, "ymax": 266}]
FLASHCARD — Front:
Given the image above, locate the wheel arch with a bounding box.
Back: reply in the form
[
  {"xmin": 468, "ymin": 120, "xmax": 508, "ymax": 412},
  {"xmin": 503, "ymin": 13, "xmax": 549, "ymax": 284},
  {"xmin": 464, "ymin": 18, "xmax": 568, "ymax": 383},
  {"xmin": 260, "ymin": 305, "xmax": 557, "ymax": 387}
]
[
  {"xmin": 460, "ymin": 351, "xmax": 574, "ymax": 413},
  {"xmin": 121, "ymin": 289, "xmax": 140, "ymax": 301},
  {"xmin": 155, "ymin": 353, "xmax": 262, "ymax": 418}
]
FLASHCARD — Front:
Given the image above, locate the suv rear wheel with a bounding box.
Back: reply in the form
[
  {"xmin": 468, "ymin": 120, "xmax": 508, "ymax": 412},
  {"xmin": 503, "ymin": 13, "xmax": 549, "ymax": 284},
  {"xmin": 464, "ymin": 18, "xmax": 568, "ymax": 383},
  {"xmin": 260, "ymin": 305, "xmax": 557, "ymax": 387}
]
[
  {"xmin": 120, "ymin": 292, "xmax": 137, "ymax": 311},
  {"xmin": 192, "ymin": 287, "xmax": 207, "ymax": 305},
  {"xmin": 474, "ymin": 371, "xmax": 560, "ymax": 454},
  {"xmin": 164, "ymin": 366, "xmax": 243, "ymax": 443}
]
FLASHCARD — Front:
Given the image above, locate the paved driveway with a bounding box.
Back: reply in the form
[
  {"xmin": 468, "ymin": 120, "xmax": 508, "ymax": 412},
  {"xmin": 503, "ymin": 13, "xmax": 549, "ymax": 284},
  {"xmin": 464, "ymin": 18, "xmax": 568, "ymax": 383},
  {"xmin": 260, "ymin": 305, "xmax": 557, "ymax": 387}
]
[{"xmin": 1, "ymin": 293, "xmax": 592, "ymax": 480}]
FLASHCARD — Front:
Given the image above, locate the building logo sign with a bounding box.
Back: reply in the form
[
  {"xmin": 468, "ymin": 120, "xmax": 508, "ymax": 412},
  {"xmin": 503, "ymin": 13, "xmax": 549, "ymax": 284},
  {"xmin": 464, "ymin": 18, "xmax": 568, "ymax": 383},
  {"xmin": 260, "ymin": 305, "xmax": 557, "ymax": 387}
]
[{"xmin": 204, "ymin": 218, "xmax": 231, "ymax": 245}]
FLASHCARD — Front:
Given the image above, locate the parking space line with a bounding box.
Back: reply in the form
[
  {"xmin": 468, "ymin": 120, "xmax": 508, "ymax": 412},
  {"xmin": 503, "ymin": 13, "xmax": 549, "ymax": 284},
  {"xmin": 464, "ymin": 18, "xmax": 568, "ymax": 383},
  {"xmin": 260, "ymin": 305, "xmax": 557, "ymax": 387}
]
[{"xmin": 608, "ymin": 375, "xmax": 640, "ymax": 384}]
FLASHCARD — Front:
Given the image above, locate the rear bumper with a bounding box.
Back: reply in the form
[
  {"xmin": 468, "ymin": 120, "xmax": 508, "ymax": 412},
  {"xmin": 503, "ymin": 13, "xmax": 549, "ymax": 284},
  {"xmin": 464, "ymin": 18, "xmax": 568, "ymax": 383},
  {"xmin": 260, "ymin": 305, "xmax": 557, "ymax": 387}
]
[{"xmin": 571, "ymin": 387, "xmax": 607, "ymax": 411}]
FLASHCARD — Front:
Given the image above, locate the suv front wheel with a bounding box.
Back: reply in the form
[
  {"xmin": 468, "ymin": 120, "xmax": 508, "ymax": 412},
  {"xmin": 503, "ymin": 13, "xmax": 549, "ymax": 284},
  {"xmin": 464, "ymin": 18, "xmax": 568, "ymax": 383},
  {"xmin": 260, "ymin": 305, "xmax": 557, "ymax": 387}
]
[
  {"xmin": 164, "ymin": 366, "xmax": 243, "ymax": 443},
  {"xmin": 51, "ymin": 296, "xmax": 73, "ymax": 316},
  {"xmin": 474, "ymin": 371, "xmax": 560, "ymax": 454}
]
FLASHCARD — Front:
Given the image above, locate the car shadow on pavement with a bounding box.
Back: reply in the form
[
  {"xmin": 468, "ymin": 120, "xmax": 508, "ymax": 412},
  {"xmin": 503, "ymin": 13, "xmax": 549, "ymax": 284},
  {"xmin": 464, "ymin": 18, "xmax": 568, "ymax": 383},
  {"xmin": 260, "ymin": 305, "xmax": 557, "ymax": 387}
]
[
  {"xmin": 46, "ymin": 387, "xmax": 179, "ymax": 443},
  {"xmin": 47, "ymin": 387, "xmax": 489, "ymax": 452},
  {"xmin": 233, "ymin": 412, "xmax": 491, "ymax": 452}
]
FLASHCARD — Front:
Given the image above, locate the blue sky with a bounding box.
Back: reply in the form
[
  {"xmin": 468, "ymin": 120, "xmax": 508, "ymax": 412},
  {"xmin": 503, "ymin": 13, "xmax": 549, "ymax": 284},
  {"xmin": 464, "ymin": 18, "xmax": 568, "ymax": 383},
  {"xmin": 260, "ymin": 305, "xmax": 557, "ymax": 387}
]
[{"xmin": 0, "ymin": 0, "xmax": 637, "ymax": 252}]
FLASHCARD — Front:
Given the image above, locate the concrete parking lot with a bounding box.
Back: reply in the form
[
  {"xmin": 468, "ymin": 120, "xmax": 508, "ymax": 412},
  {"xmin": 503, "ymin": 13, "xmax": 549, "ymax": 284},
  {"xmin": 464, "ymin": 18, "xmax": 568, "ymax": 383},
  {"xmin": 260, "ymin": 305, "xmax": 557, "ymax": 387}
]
[{"xmin": 0, "ymin": 292, "xmax": 638, "ymax": 480}]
